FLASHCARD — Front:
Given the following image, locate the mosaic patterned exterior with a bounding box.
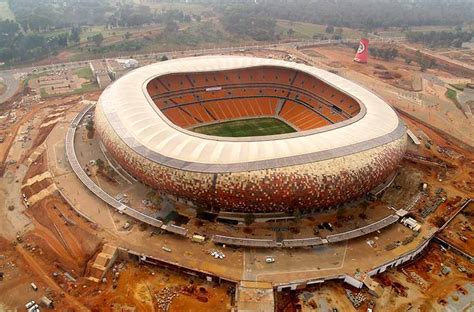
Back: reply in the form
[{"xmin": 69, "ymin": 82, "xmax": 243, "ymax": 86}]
[
  {"xmin": 96, "ymin": 103, "xmax": 405, "ymax": 212},
  {"xmin": 95, "ymin": 56, "xmax": 407, "ymax": 213}
]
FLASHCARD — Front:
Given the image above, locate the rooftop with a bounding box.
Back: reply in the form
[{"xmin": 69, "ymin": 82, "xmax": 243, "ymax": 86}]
[{"xmin": 97, "ymin": 55, "xmax": 403, "ymax": 171}]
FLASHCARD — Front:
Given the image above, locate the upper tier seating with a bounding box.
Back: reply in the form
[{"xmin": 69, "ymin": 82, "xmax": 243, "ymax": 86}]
[{"xmin": 149, "ymin": 67, "xmax": 361, "ymax": 131}]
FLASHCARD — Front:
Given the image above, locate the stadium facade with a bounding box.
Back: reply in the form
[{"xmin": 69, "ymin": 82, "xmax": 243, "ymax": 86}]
[{"xmin": 95, "ymin": 55, "xmax": 406, "ymax": 213}]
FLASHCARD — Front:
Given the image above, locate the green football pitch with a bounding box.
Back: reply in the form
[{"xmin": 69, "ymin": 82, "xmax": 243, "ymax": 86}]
[{"xmin": 192, "ymin": 117, "xmax": 296, "ymax": 137}]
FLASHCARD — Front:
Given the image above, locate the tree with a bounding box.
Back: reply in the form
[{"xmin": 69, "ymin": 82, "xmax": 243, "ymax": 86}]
[
  {"xmin": 91, "ymin": 33, "xmax": 104, "ymax": 47},
  {"xmin": 325, "ymin": 25, "xmax": 334, "ymax": 34},
  {"xmin": 369, "ymin": 47, "xmax": 398, "ymax": 61},
  {"xmin": 287, "ymin": 28, "xmax": 295, "ymax": 37},
  {"xmin": 419, "ymin": 57, "xmax": 432, "ymax": 72},
  {"xmin": 70, "ymin": 26, "xmax": 81, "ymax": 43},
  {"xmin": 220, "ymin": 6, "xmax": 276, "ymax": 41},
  {"xmin": 124, "ymin": 31, "xmax": 132, "ymax": 40},
  {"xmin": 85, "ymin": 118, "xmax": 95, "ymax": 138},
  {"xmin": 19, "ymin": 19, "xmax": 28, "ymax": 32},
  {"xmin": 404, "ymin": 56, "xmax": 412, "ymax": 65},
  {"xmin": 0, "ymin": 19, "xmax": 20, "ymax": 38},
  {"xmin": 104, "ymin": 165, "xmax": 116, "ymax": 178},
  {"xmin": 85, "ymin": 119, "xmax": 94, "ymax": 131},
  {"xmin": 369, "ymin": 47, "xmax": 379, "ymax": 58},
  {"xmin": 95, "ymin": 158, "xmax": 104, "ymax": 169},
  {"xmin": 164, "ymin": 21, "xmax": 179, "ymax": 34},
  {"xmin": 146, "ymin": 190, "xmax": 162, "ymax": 205},
  {"xmin": 160, "ymin": 55, "xmax": 168, "ymax": 61},
  {"xmin": 244, "ymin": 213, "xmax": 255, "ymax": 226}
]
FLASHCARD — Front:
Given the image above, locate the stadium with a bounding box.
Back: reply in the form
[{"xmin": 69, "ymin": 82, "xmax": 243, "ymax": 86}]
[{"xmin": 95, "ymin": 55, "xmax": 407, "ymax": 214}]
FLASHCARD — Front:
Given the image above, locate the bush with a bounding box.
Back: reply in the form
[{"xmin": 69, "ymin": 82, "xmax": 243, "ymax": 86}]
[{"xmin": 244, "ymin": 213, "xmax": 255, "ymax": 226}]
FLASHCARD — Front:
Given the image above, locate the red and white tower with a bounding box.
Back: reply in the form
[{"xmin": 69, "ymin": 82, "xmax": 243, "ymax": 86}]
[{"xmin": 354, "ymin": 38, "xmax": 369, "ymax": 63}]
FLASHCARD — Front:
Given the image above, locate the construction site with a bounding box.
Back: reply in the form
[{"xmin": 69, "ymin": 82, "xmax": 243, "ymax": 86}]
[{"xmin": 0, "ymin": 39, "xmax": 473, "ymax": 312}]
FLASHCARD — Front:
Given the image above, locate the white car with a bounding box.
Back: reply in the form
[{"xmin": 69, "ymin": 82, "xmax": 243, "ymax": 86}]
[
  {"xmin": 265, "ymin": 257, "xmax": 275, "ymax": 263},
  {"xmin": 25, "ymin": 301, "xmax": 35, "ymax": 309},
  {"xmin": 211, "ymin": 250, "xmax": 225, "ymax": 259}
]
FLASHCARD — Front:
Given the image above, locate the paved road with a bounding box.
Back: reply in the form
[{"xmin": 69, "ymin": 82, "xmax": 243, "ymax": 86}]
[{"xmin": 0, "ymin": 71, "xmax": 20, "ymax": 104}]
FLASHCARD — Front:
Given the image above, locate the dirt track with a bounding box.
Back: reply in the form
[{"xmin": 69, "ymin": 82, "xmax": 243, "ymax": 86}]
[{"xmin": 25, "ymin": 195, "xmax": 102, "ymax": 273}]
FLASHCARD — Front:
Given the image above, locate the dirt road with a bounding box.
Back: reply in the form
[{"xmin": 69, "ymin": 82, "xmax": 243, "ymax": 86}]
[{"xmin": 15, "ymin": 245, "xmax": 90, "ymax": 311}]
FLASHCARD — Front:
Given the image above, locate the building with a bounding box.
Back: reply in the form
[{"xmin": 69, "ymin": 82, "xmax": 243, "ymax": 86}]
[
  {"xmin": 89, "ymin": 60, "xmax": 112, "ymax": 89},
  {"xmin": 95, "ymin": 55, "xmax": 406, "ymax": 214},
  {"xmin": 401, "ymin": 217, "xmax": 421, "ymax": 231},
  {"xmin": 105, "ymin": 59, "xmax": 138, "ymax": 81}
]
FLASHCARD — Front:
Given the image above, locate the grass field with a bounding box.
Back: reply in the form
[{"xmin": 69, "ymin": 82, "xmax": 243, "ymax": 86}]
[
  {"xmin": 192, "ymin": 118, "xmax": 296, "ymax": 137},
  {"xmin": 131, "ymin": 0, "xmax": 212, "ymax": 14},
  {"xmin": 446, "ymin": 88, "xmax": 457, "ymax": 101},
  {"xmin": 74, "ymin": 67, "xmax": 94, "ymax": 81},
  {"xmin": 276, "ymin": 20, "xmax": 362, "ymax": 40}
]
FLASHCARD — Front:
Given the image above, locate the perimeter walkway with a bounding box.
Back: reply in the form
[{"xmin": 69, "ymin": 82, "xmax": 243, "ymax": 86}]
[
  {"xmin": 212, "ymin": 214, "xmax": 399, "ymax": 248},
  {"xmin": 65, "ymin": 103, "xmax": 187, "ymax": 235}
]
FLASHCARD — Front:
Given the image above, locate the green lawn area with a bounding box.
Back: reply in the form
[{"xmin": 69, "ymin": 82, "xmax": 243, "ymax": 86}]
[
  {"xmin": 446, "ymin": 88, "xmax": 457, "ymax": 101},
  {"xmin": 131, "ymin": 0, "xmax": 212, "ymax": 14},
  {"xmin": 276, "ymin": 20, "xmax": 327, "ymax": 39},
  {"xmin": 192, "ymin": 117, "xmax": 296, "ymax": 137},
  {"xmin": 276, "ymin": 20, "xmax": 362, "ymax": 40},
  {"xmin": 74, "ymin": 66, "xmax": 94, "ymax": 81}
]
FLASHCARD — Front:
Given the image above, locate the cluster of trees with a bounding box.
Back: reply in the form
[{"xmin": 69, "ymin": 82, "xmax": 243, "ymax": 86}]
[
  {"xmin": 406, "ymin": 31, "xmax": 473, "ymax": 48},
  {"xmin": 413, "ymin": 50, "xmax": 436, "ymax": 72},
  {"xmin": 401, "ymin": 50, "xmax": 437, "ymax": 72},
  {"xmin": 8, "ymin": 0, "xmax": 111, "ymax": 32},
  {"xmin": 325, "ymin": 25, "xmax": 344, "ymax": 39},
  {"xmin": 216, "ymin": 0, "xmax": 473, "ymax": 30},
  {"xmin": 70, "ymin": 26, "xmax": 82, "ymax": 44},
  {"xmin": 106, "ymin": 6, "xmax": 194, "ymax": 28},
  {"xmin": 8, "ymin": 0, "xmax": 197, "ymax": 33},
  {"xmin": 0, "ymin": 19, "xmax": 71, "ymax": 64},
  {"xmin": 95, "ymin": 158, "xmax": 116, "ymax": 180},
  {"xmin": 86, "ymin": 38, "xmax": 145, "ymax": 55},
  {"xmin": 107, "ymin": 5, "xmax": 154, "ymax": 27},
  {"xmin": 87, "ymin": 33, "xmax": 105, "ymax": 47},
  {"xmin": 219, "ymin": 6, "xmax": 276, "ymax": 41},
  {"xmin": 86, "ymin": 119, "xmax": 94, "ymax": 138},
  {"xmin": 368, "ymin": 47, "xmax": 399, "ymax": 61},
  {"xmin": 157, "ymin": 21, "xmax": 225, "ymax": 47},
  {"xmin": 157, "ymin": 9, "xmax": 193, "ymax": 24}
]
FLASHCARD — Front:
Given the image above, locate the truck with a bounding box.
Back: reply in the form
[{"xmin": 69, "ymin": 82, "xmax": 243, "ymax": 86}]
[
  {"xmin": 192, "ymin": 235, "xmax": 205, "ymax": 243},
  {"xmin": 30, "ymin": 282, "xmax": 38, "ymax": 291}
]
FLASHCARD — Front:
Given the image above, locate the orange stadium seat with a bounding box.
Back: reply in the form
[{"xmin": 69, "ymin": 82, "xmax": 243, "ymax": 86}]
[{"xmin": 148, "ymin": 66, "xmax": 361, "ymax": 131}]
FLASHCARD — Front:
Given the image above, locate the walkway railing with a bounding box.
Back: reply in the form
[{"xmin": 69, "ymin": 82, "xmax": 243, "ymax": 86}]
[{"xmin": 65, "ymin": 103, "xmax": 188, "ymax": 236}]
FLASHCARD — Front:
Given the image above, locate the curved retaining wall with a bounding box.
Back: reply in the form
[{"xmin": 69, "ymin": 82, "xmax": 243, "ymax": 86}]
[{"xmin": 65, "ymin": 104, "xmax": 187, "ymax": 236}]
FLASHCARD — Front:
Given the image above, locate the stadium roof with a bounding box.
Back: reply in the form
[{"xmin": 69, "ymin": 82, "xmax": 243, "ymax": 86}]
[{"xmin": 98, "ymin": 55, "xmax": 404, "ymax": 172}]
